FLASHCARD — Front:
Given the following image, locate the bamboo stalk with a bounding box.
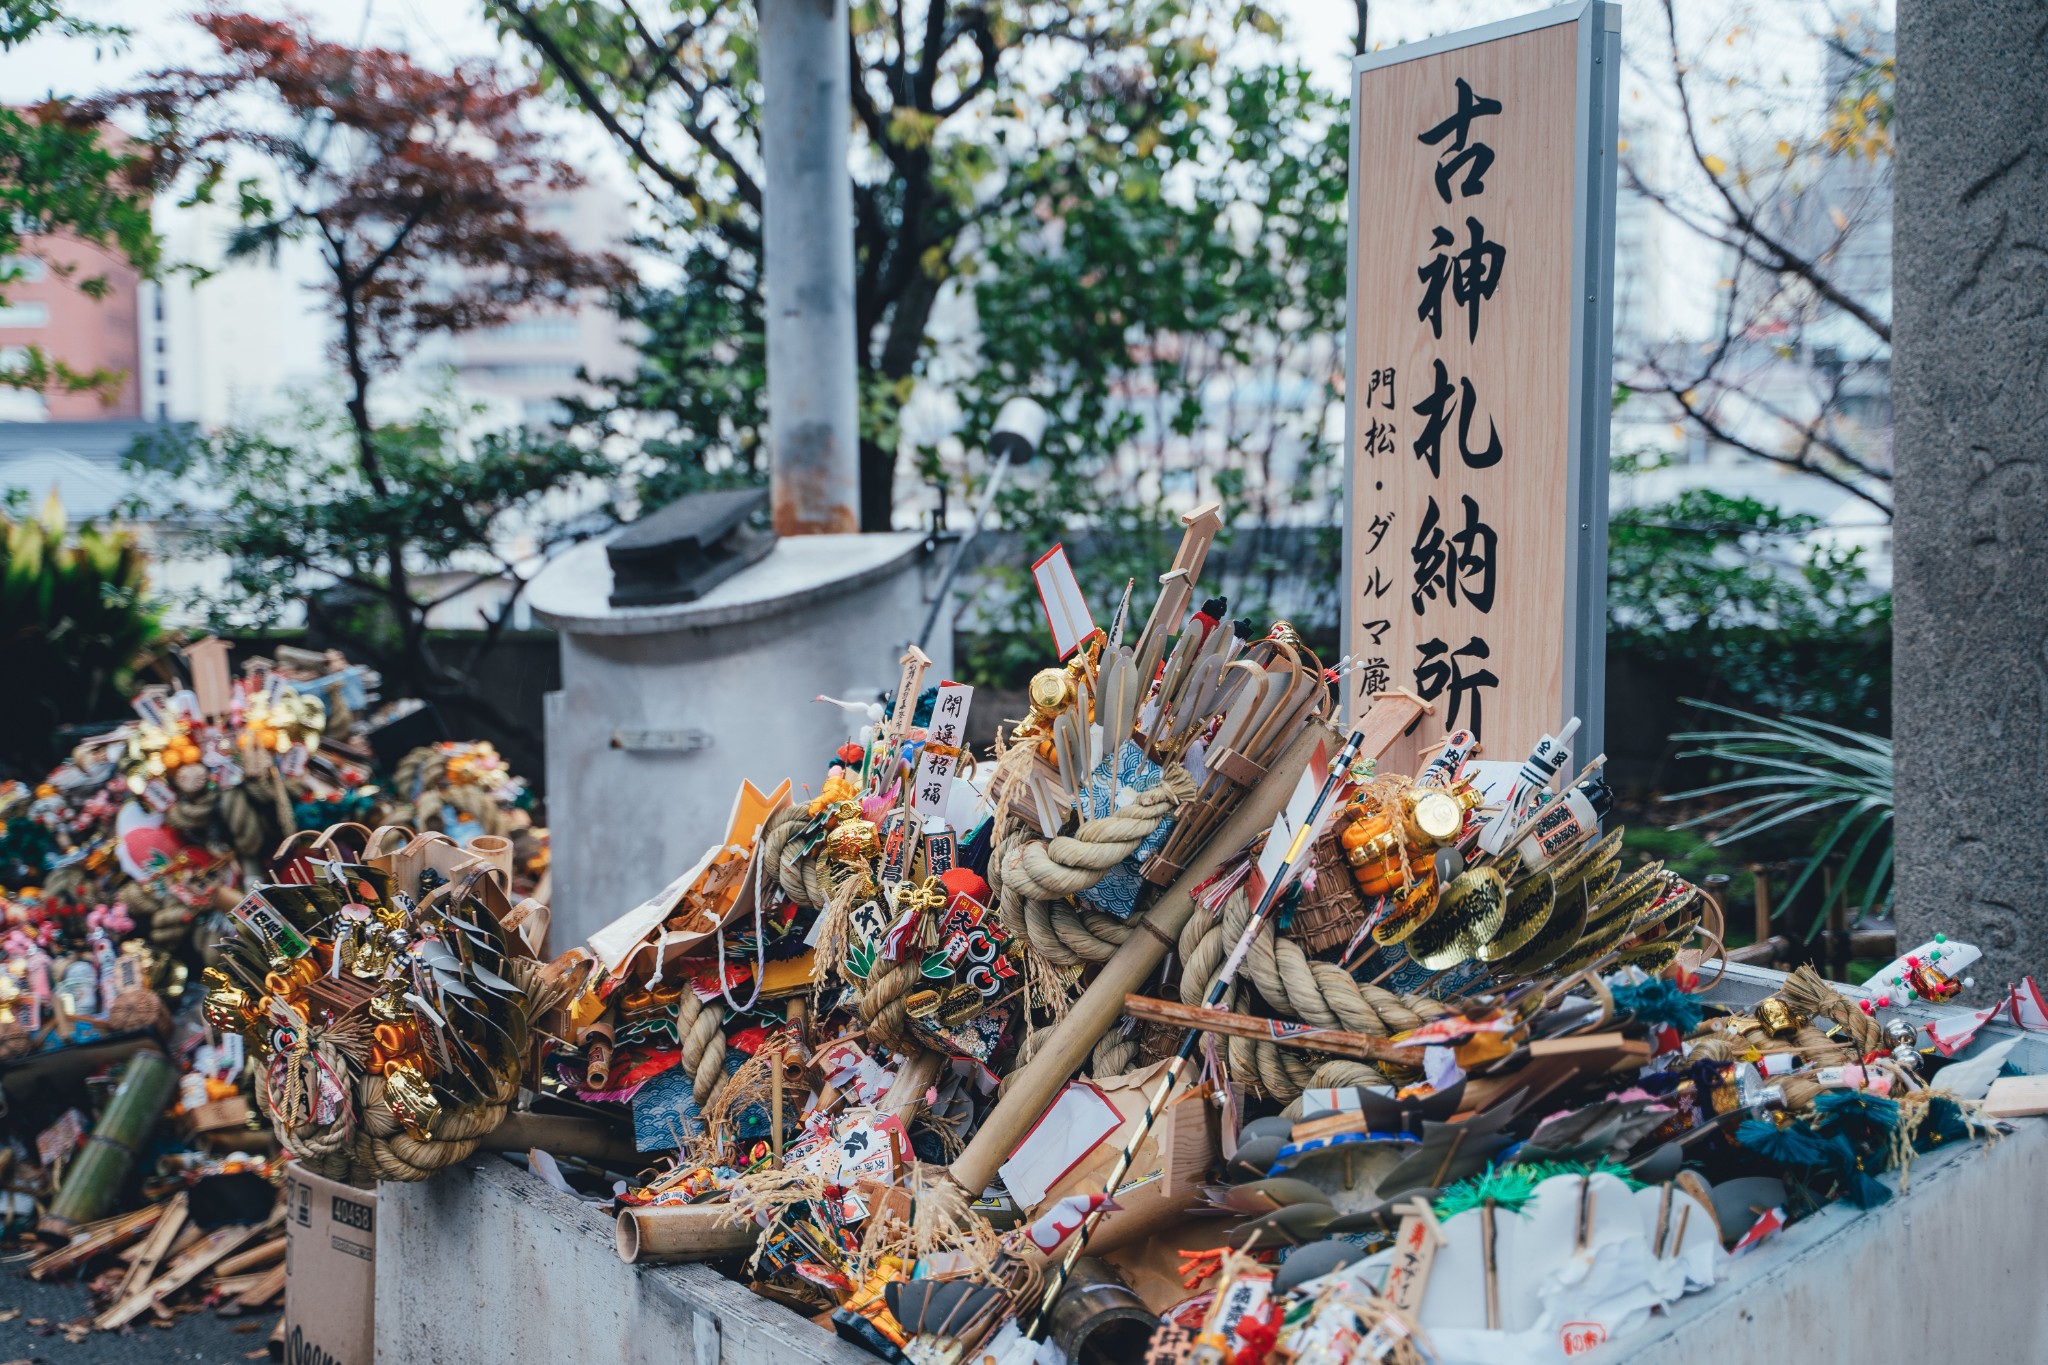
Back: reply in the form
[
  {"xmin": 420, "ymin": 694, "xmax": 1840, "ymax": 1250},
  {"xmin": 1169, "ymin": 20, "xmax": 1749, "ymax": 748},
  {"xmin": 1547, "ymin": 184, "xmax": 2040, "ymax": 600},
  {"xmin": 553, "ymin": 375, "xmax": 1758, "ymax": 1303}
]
[
  {"xmin": 1120, "ymin": 996, "xmax": 1423, "ymax": 1065},
  {"xmin": 946, "ymin": 721, "xmax": 1329, "ymax": 1202},
  {"xmin": 878, "ymin": 1048, "xmax": 946, "ymax": 1120},
  {"xmin": 41, "ymin": 1049, "xmax": 180, "ymax": 1237},
  {"xmin": 615, "ymin": 1203, "xmax": 761, "ymax": 1265},
  {"xmin": 483, "ymin": 1111, "xmax": 641, "ymax": 1168}
]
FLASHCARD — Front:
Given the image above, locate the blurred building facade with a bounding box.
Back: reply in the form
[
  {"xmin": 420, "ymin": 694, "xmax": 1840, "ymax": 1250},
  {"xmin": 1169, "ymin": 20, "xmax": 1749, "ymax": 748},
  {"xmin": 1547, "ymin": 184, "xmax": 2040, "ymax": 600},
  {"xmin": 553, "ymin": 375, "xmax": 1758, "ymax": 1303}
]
[{"xmin": 0, "ymin": 233, "xmax": 146, "ymax": 422}]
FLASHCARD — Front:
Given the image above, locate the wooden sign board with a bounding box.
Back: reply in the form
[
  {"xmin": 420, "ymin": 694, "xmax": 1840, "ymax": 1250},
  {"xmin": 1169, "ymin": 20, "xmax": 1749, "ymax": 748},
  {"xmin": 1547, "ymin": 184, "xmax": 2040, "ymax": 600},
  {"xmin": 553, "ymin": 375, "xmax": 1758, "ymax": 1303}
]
[{"xmin": 1342, "ymin": 1, "xmax": 1620, "ymax": 775}]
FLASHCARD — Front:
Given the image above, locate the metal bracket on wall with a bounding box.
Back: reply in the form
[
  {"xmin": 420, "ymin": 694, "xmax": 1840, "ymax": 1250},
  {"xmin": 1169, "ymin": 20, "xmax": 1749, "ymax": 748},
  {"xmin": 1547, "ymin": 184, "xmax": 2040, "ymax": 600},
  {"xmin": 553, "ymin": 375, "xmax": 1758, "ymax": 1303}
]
[{"xmin": 610, "ymin": 728, "xmax": 714, "ymax": 754}]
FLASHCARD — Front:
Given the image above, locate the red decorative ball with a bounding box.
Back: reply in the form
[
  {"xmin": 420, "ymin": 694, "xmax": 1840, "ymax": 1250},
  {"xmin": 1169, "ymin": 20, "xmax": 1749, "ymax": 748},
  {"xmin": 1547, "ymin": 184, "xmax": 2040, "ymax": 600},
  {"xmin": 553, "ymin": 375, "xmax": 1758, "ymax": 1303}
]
[{"xmin": 938, "ymin": 867, "xmax": 991, "ymax": 908}]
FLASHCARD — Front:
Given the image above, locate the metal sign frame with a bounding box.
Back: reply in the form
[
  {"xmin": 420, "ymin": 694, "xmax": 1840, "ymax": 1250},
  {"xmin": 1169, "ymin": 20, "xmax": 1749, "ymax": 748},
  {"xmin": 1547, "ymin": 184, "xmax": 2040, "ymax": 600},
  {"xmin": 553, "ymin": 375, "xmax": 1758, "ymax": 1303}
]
[{"xmin": 1340, "ymin": 0, "xmax": 1621, "ymax": 770}]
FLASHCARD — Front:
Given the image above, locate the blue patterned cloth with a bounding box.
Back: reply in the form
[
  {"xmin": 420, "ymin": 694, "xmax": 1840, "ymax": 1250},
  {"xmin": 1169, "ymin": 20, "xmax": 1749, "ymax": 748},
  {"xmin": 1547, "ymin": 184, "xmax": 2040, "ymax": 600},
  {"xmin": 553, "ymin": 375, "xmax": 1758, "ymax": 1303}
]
[
  {"xmin": 631, "ymin": 1064, "xmax": 705, "ymax": 1152},
  {"xmin": 1077, "ymin": 740, "xmax": 1176, "ymax": 921}
]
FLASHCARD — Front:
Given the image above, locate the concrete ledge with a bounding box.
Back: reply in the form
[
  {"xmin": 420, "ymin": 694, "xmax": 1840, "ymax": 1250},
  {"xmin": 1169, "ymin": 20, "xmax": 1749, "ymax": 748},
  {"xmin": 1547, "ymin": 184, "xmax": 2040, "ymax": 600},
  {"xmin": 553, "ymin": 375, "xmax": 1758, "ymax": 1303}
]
[
  {"xmin": 375, "ymin": 1158, "xmax": 873, "ymax": 1365},
  {"xmin": 530, "ymin": 530, "xmax": 931, "ymax": 636},
  {"xmin": 1606, "ymin": 1116, "xmax": 2048, "ymax": 1364}
]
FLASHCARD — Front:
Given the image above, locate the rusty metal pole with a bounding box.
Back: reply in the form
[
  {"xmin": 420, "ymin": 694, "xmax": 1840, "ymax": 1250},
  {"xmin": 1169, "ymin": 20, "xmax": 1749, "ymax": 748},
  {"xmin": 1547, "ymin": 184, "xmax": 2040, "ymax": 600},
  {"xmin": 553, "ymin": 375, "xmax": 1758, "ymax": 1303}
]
[{"xmin": 760, "ymin": 0, "xmax": 860, "ymax": 534}]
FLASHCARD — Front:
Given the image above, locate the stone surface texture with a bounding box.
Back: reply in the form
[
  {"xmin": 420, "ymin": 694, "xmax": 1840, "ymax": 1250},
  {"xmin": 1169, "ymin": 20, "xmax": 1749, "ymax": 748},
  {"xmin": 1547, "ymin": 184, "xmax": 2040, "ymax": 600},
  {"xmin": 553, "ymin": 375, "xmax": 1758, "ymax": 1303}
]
[
  {"xmin": 532, "ymin": 529, "xmax": 945, "ymax": 948},
  {"xmin": 1893, "ymin": 0, "xmax": 2048, "ymax": 984},
  {"xmin": 377, "ymin": 1158, "xmax": 876, "ymax": 1365}
]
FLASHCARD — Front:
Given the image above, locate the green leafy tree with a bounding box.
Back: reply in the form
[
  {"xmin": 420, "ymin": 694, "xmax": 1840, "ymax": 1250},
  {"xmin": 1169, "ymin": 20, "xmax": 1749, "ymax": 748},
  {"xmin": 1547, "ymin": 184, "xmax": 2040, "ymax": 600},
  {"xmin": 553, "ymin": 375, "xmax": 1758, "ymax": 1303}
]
[
  {"xmin": 0, "ymin": 493, "xmax": 159, "ymax": 769},
  {"xmin": 0, "ymin": 1, "xmax": 160, "ymax": 402},
  {"xmin": 116, "ymin": 13, "xmax": 630, "ymax": 728},
  {"xmin": 952, "ymin": 57, "xmax": 1351, "ymax": 667},
  {"xmin": 1607, "ymin": 484, "xmax": 1890, "ymax": 723},
  {"xmin": 491, "ymin": 0, "xmax": 1350, "ymax": 540},
  {"xmin": 145, "ymin": 394, "xmax": 615, "ymax": 735}
]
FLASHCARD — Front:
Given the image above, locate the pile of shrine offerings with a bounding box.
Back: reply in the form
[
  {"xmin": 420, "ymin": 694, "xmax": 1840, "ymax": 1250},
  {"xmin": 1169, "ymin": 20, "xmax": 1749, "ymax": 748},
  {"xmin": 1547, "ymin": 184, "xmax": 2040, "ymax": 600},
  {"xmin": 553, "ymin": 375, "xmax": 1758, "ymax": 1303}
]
[
  {"xmin": 3, "ymin": 643, "xmax": 548, "ymax": 1340},
  {"xmin": 423, "ymin": 511, "xmax": 2013, "ymax": 1365},
  {"xmin": 173, "ymin": 516, "xmax": 2025, "ymax": 1365}
]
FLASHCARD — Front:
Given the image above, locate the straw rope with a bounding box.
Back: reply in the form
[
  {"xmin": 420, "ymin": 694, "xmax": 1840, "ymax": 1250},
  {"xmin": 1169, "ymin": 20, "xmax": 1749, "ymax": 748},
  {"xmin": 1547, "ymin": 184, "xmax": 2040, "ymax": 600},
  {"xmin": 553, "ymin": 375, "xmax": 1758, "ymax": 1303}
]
[{"xmin": 1179, "ymin": 887, "xmax": 1445, "ymax": 1099}]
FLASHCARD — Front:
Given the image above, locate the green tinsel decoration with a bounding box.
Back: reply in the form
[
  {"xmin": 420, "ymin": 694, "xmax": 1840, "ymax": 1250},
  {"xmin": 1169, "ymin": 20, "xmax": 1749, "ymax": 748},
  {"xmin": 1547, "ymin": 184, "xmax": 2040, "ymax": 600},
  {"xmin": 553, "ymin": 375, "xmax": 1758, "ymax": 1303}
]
[
  {"xmin": 293, "ymin": 790, "xmax": 380, "ymax": 831},
  {"xmin": 1608, "ymin": 978, "xmax": 1706, "ymax": 1033},
  {"xmin": 1433, "ymin": 1160, "xmax": 1642, "ymax": 1219},
  {"xmin": 0, "ymin": 816, "xmax": 61, "ymax": 887}
]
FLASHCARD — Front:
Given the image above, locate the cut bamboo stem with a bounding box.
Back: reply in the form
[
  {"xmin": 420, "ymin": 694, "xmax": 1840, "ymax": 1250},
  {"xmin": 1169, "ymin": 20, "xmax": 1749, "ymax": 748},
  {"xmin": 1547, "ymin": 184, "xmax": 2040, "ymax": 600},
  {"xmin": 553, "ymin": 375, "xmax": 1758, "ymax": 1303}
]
[
  {"xmin": 483, "ymin": 1111, "xmax": 642, "ymax": 1168},
  {"xmin": 878, "ymin": 1047, "xmax": 946, "ymax": 1120},
  {"xmin": 616, "ymin": 1203, "xmax": 761, "ymax": 1265}
]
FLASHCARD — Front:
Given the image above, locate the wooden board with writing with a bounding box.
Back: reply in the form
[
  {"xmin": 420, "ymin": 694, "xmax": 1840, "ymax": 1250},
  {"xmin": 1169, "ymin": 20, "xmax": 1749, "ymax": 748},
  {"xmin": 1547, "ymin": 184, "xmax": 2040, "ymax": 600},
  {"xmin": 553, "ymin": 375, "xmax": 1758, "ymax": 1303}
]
[{"xmin": 1343, "ymin": 2, "xmax": 1619, "ymax": 775}]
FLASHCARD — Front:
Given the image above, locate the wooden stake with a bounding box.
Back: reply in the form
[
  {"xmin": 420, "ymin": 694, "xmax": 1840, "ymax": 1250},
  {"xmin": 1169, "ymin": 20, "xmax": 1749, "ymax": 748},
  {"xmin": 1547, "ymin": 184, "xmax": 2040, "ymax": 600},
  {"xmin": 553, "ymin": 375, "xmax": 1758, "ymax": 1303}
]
[
  {"xmin": 212, "ymin": 1234, "xmax": 285, "ymax": 1278},
  {"xmin": 27, "ymin": 1204, "xmax": 161, "ymax": 1280},
  {"xmin": 770, "ymin": 1043, "xmax": 785, "ymax": 1166},
  {"xmin": 113, "ymin": 1192, "xmax": 187, "ymax": 1304},
  {"xmin": 95, "ymin": 1210, "xmax": 282, "ymax": 1330},
  {"xmin": 1133, "ymin": 503, "xmax": 1224, "ymax": 674},
  {"xmin": 1119, "ymin": 996, "xmax": 1423, "ymax": 1066},
  {"xmin": 235, "ymin": 1263, "xmax": 288, "ymax": 1311}
]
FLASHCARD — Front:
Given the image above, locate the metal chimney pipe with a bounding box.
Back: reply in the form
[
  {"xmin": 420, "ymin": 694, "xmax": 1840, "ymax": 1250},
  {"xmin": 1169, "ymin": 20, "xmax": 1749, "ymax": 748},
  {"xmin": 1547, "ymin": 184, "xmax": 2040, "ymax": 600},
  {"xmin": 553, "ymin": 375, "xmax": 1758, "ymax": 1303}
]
[{"xmin": 759, "ymin": 0, "xmax": 861, "ymax": 535}]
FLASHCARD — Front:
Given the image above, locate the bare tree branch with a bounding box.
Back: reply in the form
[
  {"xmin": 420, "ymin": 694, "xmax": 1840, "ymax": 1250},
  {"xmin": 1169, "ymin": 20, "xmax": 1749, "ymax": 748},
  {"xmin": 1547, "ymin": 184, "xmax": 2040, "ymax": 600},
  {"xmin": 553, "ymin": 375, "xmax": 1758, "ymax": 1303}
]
[
  {"xmin": 1657, "ymin": 0, "xmax": 1891, "ymax": 345},
  {"xmin": 490, "ymin": 0, "xmax": 762, "ymax": 233}
]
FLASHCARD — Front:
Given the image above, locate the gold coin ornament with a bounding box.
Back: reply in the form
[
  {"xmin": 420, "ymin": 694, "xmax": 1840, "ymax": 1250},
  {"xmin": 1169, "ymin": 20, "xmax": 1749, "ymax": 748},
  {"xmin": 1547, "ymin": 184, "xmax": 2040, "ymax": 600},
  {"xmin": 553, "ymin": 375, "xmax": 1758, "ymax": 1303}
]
[
  {"xmin": 1405, "ymin": 867, "xmax": 1507, "ymax": 971},
  {"xmin": 1478, "ymin": 868, "xmax": 1556, "ymax": 963}
]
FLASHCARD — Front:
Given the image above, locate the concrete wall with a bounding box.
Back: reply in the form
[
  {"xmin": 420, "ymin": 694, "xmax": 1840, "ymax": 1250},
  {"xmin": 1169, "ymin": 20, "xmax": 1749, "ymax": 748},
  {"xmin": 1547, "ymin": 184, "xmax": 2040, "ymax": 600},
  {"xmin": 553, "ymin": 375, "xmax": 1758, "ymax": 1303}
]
[
  {"xmin": 1892, "ymin": 0, "xmax": 2048, "ymax": 985},
  {"xmin": 376, "ymin": 1159, "xmax": 874, "ymax": 1365},
  {"xmin": 377, "ymin": 1115, "xmax": 2048, "ymax": 1365},
  {"xmin": 1610, "ymin": 1119, "xmax": 2048, "ymax": 1365},
  {"xmin": 374, "ymin": 964, "xmax": 2048, "ymax": 1365},
  {"xmin": 536, "ymin": 531, "xmax": 947, "ymax": 947}
]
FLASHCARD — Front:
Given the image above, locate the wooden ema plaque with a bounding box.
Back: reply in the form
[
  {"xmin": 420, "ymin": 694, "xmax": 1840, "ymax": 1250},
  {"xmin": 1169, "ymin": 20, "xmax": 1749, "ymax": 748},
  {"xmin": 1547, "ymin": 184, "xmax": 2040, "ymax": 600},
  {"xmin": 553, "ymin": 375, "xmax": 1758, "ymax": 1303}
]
[{"xmin": 1343, "ymin": 3, "xmax": 1617, "ymax": 775}]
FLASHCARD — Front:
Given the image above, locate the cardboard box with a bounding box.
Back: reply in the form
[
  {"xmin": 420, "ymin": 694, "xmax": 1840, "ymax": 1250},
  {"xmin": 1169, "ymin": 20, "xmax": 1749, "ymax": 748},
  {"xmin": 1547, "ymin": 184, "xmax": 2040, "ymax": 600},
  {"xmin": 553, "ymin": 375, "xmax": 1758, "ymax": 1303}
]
[
  {"xmin": 184, "ymin": 1095, "xmax": 253, "ymax": 1135},
  {"xmin": 284, "ymin": 1165, "xmax": 377, "ymax": 1365}
]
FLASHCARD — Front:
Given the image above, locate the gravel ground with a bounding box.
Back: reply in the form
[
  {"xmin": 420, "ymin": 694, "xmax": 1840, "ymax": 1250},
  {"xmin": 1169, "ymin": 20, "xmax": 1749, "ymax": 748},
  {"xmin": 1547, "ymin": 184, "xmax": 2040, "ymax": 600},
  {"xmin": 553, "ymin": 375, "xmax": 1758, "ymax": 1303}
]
[{"xmin": 0, "ymin": 1266, "xmax": 274, "ymax": 1365}]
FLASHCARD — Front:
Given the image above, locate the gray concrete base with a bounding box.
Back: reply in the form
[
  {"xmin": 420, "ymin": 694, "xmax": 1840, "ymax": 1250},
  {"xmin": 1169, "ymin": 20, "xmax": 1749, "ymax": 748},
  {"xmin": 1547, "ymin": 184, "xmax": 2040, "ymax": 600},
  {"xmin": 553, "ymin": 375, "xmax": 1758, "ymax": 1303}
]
[
  {"xmin": 375, "ymin": 1159, "xmax": 873, "ymax": 1365},
  {"xmin": 1608, "ymin": 1117, "xmax": 2048, "ymax": 1365},
  {"xmin": 531, "ymin": 529, "xmax": 946, "ymax": 947}
]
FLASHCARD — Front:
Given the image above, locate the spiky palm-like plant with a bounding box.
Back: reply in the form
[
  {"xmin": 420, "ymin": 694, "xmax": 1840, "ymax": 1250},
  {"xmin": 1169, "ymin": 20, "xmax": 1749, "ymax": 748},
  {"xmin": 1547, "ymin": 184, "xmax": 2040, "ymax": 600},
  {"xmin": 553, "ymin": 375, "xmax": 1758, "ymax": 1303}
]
[{"xmin": 1663, "ymin": 699, "xmax": 1892, "ymax": 937}]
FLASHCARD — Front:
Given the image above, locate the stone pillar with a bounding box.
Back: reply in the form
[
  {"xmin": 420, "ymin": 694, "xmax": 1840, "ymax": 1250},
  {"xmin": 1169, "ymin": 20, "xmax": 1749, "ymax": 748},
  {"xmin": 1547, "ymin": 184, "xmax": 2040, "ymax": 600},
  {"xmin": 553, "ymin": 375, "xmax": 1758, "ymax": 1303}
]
[
  {"xmin": 759, "ymin": 0, "xmax": 861, "ymax": 536},
  {"xmin": 1893, "ymin": 0, "xmax": 2048, "ymax": 985}
]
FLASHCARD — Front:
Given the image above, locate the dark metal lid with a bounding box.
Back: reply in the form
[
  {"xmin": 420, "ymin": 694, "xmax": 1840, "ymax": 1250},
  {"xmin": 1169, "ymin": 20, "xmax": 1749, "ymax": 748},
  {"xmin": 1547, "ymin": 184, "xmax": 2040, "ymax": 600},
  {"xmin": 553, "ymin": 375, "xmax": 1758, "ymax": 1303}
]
[{"xmin": 606, "ymin": 488, "xmax": 777, "ymax": 608}]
